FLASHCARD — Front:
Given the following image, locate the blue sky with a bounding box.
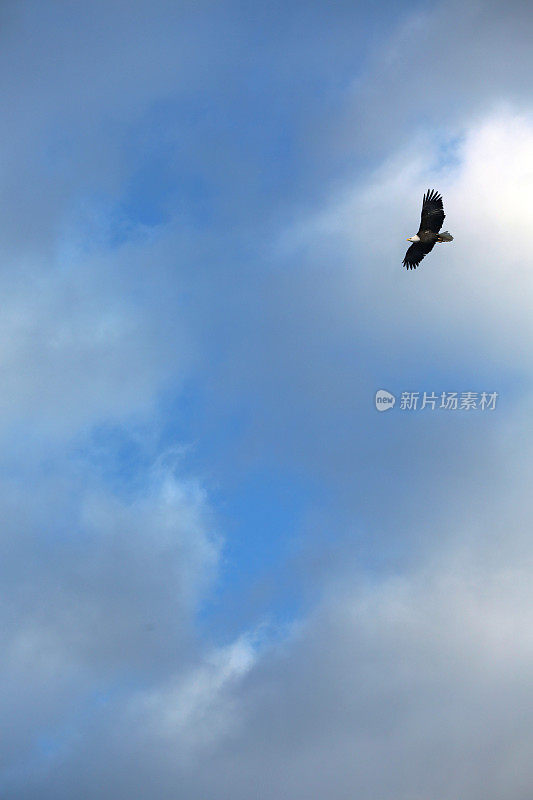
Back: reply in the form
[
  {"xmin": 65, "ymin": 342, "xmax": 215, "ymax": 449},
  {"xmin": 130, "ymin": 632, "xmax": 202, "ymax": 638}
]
[{"xmin": 3, "ymin": 1, "xmax": 533, "ymax": 798}]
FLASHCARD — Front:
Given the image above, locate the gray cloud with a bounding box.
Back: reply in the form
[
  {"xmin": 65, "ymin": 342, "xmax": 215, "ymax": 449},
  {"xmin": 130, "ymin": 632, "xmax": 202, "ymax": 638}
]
[
  {"xmin": 17, "ymin": 431, "xmax": 533, "ymax": 800},
  {"xmin": 338, "ymin": 0, "xmax": 533, "ymax": 160},
  {"xmin": 6, "ymin": 107, "xmax": 533, "ymax": 797},
  {"xmin": 0, "ymin": 460, "xmax": 219, "ymax": 788}
]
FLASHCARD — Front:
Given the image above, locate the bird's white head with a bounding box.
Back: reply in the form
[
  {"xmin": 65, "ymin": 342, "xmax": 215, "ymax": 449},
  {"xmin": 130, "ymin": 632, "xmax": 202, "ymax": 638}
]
[{"xmin": 406, "ymin": 234, "xmax": 420, "ymax": 242}]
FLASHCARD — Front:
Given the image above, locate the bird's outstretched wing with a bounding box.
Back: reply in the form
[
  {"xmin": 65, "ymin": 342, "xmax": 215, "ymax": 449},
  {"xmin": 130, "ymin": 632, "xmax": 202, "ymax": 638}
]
[
  {"xmin": 403, "ymin": 240, "xmax": 436, "ymax": 270},
  {"xmin": 418, "ymin": 189, "xmax": 444, "ymax": 234}
]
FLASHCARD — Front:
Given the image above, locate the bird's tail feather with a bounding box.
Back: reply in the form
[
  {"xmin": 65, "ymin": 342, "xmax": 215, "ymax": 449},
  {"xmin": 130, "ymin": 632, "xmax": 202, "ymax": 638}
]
[{"xmin": 437, "ymin": 231, "xmax": 453, "ymax": 242}]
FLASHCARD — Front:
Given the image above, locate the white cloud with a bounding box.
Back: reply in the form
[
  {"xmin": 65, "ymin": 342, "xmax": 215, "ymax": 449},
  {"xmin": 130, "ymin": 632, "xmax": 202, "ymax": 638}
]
[
  {"xmin": 291, "ymin": 107, "xmax": 533, "ymax": 372},
  {"xmin": 0, "ymin": 227, "xmax": 199, "ymax": 437},
  {"xmin": 47, "ymin": 104, "xmax": 533, "ymax": 800},
  {"xmin": 28, "ymin": 466, "xmax": 533, "ymax": 800},
  {"xmin": 0, "ymin": 460, "xmax": 220, "ymax": 790},
  {"xmin": 135, "ymin": 634, "xmax": 257, "ymax": 758}
]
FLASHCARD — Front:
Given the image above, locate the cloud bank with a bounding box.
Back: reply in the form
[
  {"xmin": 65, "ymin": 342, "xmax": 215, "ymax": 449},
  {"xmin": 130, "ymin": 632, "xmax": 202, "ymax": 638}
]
[{"xmin": 1, "ymin": 0, "xmax": 533, "ymax": 798}]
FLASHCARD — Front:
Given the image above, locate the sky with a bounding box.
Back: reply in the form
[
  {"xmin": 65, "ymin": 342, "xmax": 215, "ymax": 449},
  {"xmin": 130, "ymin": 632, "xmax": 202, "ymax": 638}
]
[{"xmin": 2, "ymin": 0, "xmax": 533, "ymax": 797}]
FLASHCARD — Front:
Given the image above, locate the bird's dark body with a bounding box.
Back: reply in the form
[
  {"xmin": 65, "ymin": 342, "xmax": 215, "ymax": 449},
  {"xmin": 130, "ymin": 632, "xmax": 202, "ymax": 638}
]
[{"xmin": 403, "ymin": 189, "xmax": 447, "ymax": 270}]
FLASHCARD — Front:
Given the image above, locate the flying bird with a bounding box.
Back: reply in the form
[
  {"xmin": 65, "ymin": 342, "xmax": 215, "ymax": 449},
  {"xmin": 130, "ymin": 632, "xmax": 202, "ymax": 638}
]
[{"xmin": 403, "ymin": 189, "xmax": 453, "ymax": 270}]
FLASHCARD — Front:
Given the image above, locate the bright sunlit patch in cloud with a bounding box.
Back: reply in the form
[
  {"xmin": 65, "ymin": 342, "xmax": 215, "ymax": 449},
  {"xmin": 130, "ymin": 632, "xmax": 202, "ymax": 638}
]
[{"xmin": 284, "ymin": 106, "xmax": 533, "ymax": 373}]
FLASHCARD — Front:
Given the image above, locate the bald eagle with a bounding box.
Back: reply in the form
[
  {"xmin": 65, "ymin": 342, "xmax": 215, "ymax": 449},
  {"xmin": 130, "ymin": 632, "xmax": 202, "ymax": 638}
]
[{"xmin": 403, "ymin": 189, "xmax": 453, "ymax": 270}]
